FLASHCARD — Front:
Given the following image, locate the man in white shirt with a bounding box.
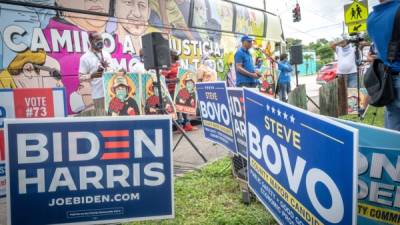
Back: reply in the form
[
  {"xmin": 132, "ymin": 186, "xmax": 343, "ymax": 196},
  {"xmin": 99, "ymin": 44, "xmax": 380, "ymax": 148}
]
[
  {"xmin": 331, "ymin": 39, "xmax": 358, "ymax": 88},
  {"xmin": 79, "ymin": 32, "xmax": 115, "ymax": 116}
]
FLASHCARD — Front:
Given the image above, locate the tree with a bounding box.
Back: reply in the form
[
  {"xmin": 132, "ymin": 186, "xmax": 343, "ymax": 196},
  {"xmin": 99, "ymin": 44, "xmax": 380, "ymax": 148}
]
[
  {"xmin": 305, "ymin": 39, "xmax": 335, "ymax": 71},
  {"xmin": 286, "ymin": 38, "xmax": 302, "ymax": 50}
]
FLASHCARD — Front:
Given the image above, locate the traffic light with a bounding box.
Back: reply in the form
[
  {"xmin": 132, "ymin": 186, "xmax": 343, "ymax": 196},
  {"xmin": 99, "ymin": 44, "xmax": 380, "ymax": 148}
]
[{"xmin": 293, "ymin": 3, "xmax": 301, "ymax": 22}]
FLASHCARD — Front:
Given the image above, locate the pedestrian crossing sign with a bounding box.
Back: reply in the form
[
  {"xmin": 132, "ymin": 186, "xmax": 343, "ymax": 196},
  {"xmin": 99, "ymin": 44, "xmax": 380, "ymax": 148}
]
[
  {"xmin": 344, "ymin": 0, "xmax": 369, "ymax": 25},
  {"xmin": 348, "ymin": 21, "xmax": 367, "ymax": 34}
]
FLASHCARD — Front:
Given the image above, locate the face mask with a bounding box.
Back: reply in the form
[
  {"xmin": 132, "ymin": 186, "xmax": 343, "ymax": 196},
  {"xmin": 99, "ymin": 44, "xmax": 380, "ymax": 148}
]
[
  {"xmin": 116, "ymin": 89, "xmax": 127, "ymax": 101},
  {"xmin": 94, "ymin": 40, "xmax": 104, "ymax": 50},
  {"xmin": 187, "ymin": 82, "xmax": 194, "ymax": 92}
]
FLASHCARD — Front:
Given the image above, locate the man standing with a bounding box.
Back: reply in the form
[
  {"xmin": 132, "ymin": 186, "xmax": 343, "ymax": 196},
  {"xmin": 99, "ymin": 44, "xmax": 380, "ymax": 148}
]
[
  {"xmin": 79, "ymin": 32, "xmax": 115, "ymax": 116},
  {"xmin": 277, "ymin": 53, "xmax": 293, "ymax": 102},
  {"xmin": 367, "ymin": 0, "xmax": 400, "ymax": 131},
  {"xmin": 331, "ymin": 39, "xmax": 358, "ymax": 88},
  {"xmin": 235, "ymin": 35, "xmax": 261, "ymax": 87}
]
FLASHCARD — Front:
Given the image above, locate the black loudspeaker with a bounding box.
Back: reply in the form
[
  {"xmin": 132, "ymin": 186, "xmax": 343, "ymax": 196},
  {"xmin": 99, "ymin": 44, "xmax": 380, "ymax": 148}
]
[
  {"xmin": 141, "ymin": 32, "xmax": 171, "ymax": 70},
  {"xmin": 290, "ymin": 45, "xmax": 303, "ymax": 65}
]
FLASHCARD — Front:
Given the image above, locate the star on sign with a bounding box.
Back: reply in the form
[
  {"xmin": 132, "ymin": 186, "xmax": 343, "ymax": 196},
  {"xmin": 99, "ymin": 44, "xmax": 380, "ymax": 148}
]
[
  {"xmin": 277, "ymin": 110, "xmax": 282, "ymax": 117},
  {"xmin": 283, "ymin": 112, "xmax": 288, "ymax": 120},
  {"xmin": 266, "ymin": 104, "xmax": 271, "ymax": 111},
  {"xmin": 271, "ymin": 107, "xmax": 276, "ymax": 114},
  {"xmin": 290, "ymin": 115, "xmax": 295, "ymax": 123}
]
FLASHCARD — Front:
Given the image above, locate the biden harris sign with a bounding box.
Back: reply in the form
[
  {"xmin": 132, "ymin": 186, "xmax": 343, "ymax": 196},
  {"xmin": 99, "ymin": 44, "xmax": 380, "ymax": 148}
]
[
  {"xmin": 244, "ymin": 89, "xmax": 358, "ymax": 225},
  {"xmin": 4, "ymin": 116, "xmax": 173, "ymax": 225}
]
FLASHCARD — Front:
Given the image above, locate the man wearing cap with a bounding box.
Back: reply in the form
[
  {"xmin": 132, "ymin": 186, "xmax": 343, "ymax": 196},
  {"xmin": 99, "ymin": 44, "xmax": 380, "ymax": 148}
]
[{"xmin": 234, "ymin": 35, "xmax": 261, "ymax": 87}]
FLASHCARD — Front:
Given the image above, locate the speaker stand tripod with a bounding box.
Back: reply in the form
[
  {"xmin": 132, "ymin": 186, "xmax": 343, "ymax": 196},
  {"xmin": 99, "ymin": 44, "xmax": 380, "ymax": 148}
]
[{"xmin": 153, "ymin": 69, "xmax": 207, "ymax": 163}]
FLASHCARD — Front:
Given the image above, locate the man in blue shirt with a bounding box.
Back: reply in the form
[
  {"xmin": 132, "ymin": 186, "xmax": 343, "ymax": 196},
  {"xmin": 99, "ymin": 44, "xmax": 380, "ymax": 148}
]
[
  {"xmin": 277, "ymin": 53, "xmax": 293, "ymax": 102},
  {"xmin": 234, "ymin": 35, "xmax": 261, "ymax": 87},
  {"xmin": 367, "ymin": 0, "xmax": 400, "ymax": 131}
]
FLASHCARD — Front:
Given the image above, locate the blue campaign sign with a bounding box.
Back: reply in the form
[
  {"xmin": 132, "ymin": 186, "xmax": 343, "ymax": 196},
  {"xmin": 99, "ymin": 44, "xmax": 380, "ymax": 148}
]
[
  {"xmin": 227, "ymin": 88, "xmax": 247, "ymax": 158},
  {"xmin": 5, "ymin": 116, "xmax": 173, "ymax": 225},
  {"xmin": 196, "ymin": 82, "xmax": 237, "ymax": 154},
  {"xmin": 244, "ymin": 89, "xmax": 358, "ymax": 225},
  {"xmin": 338, "ymin": 120, "xmax": 400, "ymax": 225}
]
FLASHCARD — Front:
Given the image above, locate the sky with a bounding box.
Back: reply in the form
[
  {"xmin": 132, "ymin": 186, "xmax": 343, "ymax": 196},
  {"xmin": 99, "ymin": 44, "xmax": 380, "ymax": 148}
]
[{"xmin": 266, "ymin": 0, "xmax": 381, "ymax": 44}]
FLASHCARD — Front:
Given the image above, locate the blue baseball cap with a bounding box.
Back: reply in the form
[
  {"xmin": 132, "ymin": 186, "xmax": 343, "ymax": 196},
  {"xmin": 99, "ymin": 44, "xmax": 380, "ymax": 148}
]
[{"xmin": 241, "ymin": 35, "xmax": 254, "ymax": 42}]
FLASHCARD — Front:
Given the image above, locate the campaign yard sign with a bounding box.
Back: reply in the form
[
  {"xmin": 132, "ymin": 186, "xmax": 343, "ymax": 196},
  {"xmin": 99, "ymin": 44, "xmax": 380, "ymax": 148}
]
[
  {"xmin": 196, "ymin": 82, "xmax": 237, "ymax": 154},
  {"xmin": 244, "ymin": 89, "xmax": 358, "ymax": 225},
  {"xmin": 0, "ymin": 88, "xmax": 67, "ymax": 198},
  {"xmin": 5, "ymin": 116, "xmax": 173, "ymax": 225},
  {"xmin": 227, "ymin": 88, "xmax": 247, "ymax": 158},
  {"xmin": 338, "ymin": 120, "xmax": 400, "ymax": 225}
]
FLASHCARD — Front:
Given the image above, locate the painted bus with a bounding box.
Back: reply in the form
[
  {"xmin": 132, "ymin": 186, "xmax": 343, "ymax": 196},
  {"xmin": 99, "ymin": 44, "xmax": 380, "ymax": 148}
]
[{"xmin": 0, "ymin": 0, "xmax": 284, "ymax": 115}]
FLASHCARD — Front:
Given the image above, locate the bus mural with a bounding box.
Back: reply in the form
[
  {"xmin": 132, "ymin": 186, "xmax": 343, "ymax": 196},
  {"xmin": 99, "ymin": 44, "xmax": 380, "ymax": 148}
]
[{"xmin": 0, "ymin": 0, "xmax": 284, "ymax": 115}]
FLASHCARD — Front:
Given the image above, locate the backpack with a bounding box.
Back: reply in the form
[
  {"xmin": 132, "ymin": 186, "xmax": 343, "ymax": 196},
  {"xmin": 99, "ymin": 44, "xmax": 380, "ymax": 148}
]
[{"xmin": 364, "ymin": 6, "xmax": 400, "ymax": 107}]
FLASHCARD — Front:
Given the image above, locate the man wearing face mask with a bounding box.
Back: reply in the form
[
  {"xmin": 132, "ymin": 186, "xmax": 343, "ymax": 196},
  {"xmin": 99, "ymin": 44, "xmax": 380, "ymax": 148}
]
[{"xmin": 79, "ymin": 32, "xmax": 115, "ymax": 116}]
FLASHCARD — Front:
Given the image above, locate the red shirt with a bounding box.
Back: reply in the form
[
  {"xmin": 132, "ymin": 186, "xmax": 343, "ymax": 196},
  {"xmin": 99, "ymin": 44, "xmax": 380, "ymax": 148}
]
[{"xmin": 162, "ymin": 62, "xmax": 179, "ymax": 94}]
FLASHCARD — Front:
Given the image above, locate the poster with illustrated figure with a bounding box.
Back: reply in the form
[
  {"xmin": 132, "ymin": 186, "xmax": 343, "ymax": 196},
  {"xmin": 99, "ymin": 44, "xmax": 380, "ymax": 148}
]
[
  {"xmin": 347, "ymin": 88, "xmax": 369, "ymax": 115},
  {"xmin": 174, "ymin": 68, "xmax": 197, "ymax": 115},
  {"xmin": 235, "ymin": 4, "xmax": 265, "ymax": 36},
  {"xmin": 103, "ymin": 72, "xmax": 142, "ymax": 116},
  {"xmin": 258, "ymin": 65, "xmax": 276, "ymax": 96},
  {"xmin": 0, "ymin": 0, "xmax": 283, "ymax": 116},
  {"xmin": 141, "ymin": 73, "xmax": 177, "ymax": 119},
  {"xmin": 191, "ymin": 0, "xmax": 234, "ymax": 32}
]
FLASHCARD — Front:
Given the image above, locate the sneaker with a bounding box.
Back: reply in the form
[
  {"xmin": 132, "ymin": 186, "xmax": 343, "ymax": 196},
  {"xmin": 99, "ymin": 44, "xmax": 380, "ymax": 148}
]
[{"xmin": 183, "ymin": 123, "xmax": 197, "ymax": 132}]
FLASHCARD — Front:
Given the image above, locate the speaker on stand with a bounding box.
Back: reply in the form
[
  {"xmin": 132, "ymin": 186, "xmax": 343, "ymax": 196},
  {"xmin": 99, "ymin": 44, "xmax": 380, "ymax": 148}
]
[
  {"xmin": 141, "ymin": 32, "xmax": 207, "ymax": 163},
  {"xmin": 290, "ymin": 45, "xmax": 303, "ymax": 86},
  {"xmin": 289, "ymin": 45, "xmax": 320, "ymax": 110}
]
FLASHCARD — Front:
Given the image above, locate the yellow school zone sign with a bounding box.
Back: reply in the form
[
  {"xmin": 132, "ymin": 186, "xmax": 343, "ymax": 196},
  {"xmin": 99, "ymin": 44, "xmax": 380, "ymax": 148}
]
[{"xmin": 344, "ymin": 0, "xmax": 369, "ymax": 33}]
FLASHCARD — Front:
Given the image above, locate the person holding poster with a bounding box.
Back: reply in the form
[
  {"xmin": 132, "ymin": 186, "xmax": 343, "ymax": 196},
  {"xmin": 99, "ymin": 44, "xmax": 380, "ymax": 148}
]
[
  {"xmin": 174, "ymin": 68, "xmax": 198, "ymax": 131},
  {"xmin": 142, "ymin": 73, "xmax": 177, "ymax": 118},
  {"xmin": 79, "ymin": 32, "xmax": 115, "ymax": 116},
  {"xmin": 197, "ymin": 54, "xmax": 218, "ymax": 82},
  {"xmin": 105, "ymin": 72, "xmax": 140, "ymax": 116}
]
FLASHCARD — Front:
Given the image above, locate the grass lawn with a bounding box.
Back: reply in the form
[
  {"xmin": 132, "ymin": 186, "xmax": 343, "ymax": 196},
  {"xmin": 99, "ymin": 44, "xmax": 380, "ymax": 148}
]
[
  {"xmin": 340, "ymin": 106, "xmax": 385, "ymax": 127},
  {"xmin": 128, "ymin": 158, "xmax": 278, "ymax": 225}
]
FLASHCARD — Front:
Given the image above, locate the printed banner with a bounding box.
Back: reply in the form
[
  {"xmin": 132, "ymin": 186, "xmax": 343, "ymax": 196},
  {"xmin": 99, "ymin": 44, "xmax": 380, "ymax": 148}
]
[
  {"xmin": 347, "ymin": 88, "xmax": 369, "ymax": 115},
  {"xmin": 196, "ymin": 82, "xmax": 237, "ymax": 153},
  {"xmin": 103, "ymin": 72, "xmax": 142, "ymax": 116},
  {"xmin": 338, "ymin": 120, "xmax": 400, "ymax": 225},
  {"xmin": 0, "ymin": 88, "xmax": 66, "ymax": 198},
  {"xmin": 258, "ymin": 65, "xmax": 276, "ymax": 96},
  {"xmin": 142, "ymin": 73, "xmax": 177, "ymax": 119},
  {"xmin": 244, "ymin": 89, "xmax": 357, "ymax": 225},
  {"xmin": 0, "ymin": 88, "xmax": 66, "ymax": 128},
  {"xmin": 5, "ymin": 116, "xmax": 173, "ymax": 225},
  {"xmin": 174, "ymin": 68, "xmax": 197, "ymax": 115},
  {"xmin": 227, "ymin": 88, "xmax": 247, "ymax": 157}
]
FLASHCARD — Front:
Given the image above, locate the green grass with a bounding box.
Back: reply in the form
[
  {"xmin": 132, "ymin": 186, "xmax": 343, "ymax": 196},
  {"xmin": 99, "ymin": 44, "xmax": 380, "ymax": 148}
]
[
  {"xmin": 128, "ymin": 158, "xmax": 277, "ymax": 225},
  {"xmin": 340, "ymin": 106, "xmax": 385, "ymax": 127}
]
